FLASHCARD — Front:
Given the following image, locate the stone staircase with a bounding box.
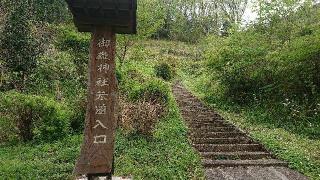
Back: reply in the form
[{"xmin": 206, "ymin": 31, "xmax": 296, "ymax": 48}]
[{"xmin": 172, "ymin": 83, "xmax": 289, "ymax": 170}]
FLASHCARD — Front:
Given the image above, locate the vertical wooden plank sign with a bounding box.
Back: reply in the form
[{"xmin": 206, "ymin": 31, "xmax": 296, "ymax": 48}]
[
  {"xmin": 65, "ymin": 0, "xmax": 137, "ymax": 178},
  {"xmin": 74, "ymin": 27, "xmax": 117, "ymax": 176}
]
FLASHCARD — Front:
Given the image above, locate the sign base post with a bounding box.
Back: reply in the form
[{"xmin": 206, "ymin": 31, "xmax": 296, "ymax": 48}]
[{"xmin": 74, "ymin": 26, "xmax": 118, "ymax": 177}]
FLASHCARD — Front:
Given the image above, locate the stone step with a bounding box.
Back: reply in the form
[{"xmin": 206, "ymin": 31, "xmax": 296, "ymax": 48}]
[
  {"xmin": 194, "ymin": 144, "xmax": 264, "ymax": 152},
  {"xmin": 192, "ymin": 137, "xmax": 252, "ymax": 144},
  {"xmin": 190, "ymin": 125, "xmax": 236, "ymax": 130},
  {"xmin": 190, "ymin": 121, "xmax": 235, "ymax": 128},
  {"xmin": 196, "ymin": 115, "xmax": 223, "ymax": 120},
  {"xmin": 191, "ymin": 127, "xmax": 239, "ymax": 133},
  {"xmin": 188, "ymin": 120, "xmax": 225, "ymax": 124},
  {"xmin": 190, "ymin": 124, "xmax": 234, "ymax": 130},
  {"xmin": 200, "ymin": 151, "xmax": 271, "ymax": 160},
  {"xmin": 179, "ymin": 103, "xmax": 203, "ymax": 108},
  {"xmin": 183, "ymin": 109, "xmax": 209, "ymax": 113},
  {"xmin": 202, "ymin": 159, "xmax": 288, "ymax": 168},
  {"xmin": 189, "ymin": 107, "xmax": 210, "ymax": 111},
  {"xmin": 182, "ymin": 115, "xmax": 222, "ymax": 120},
  {"xmin": 191, "ymin": 132, "xmax": 246, "ymax": 138},
  {"xmin": 190, "ymin": 121, "xmax": 231, "ymax": 127},
  {"xmin": 176, "ymin": 96, "xmax": 195, "ymax": 99}
]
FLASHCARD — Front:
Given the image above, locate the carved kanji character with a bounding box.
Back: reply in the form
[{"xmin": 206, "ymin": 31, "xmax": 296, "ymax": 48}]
[
  {"xmin": 93, "ymin": 135, "xmax": 107, "ymax": 144},
  {"xmin": 95, "ymin": 104, "xmax": 107, "ymax": 115},
  {"xmin": 97, "ymin": 38, "xmax": 110, "ymax": 48},
  {"xmin": 96, "ymin": 78, "xmax": 109, "ymax": 87},
  {"xmin": 94, "ymin": 120, "xmax": 107, "ymax": 129},
  {"xmin": 95, "ymin": 91, "xmax": 108, "ymax": 101},
  {"xmin": 97, "ymin": 63, "xmax": 110, "ymax": 73},
  {"xmin": 96, "ymin": 51, "xmax": 109, "ymax": 60}
]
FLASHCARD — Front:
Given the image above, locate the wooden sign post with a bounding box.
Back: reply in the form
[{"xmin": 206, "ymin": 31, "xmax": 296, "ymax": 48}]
[
  {"xmin": 65, "ymin": 0, "xmax": 137, "ymax": 177},
  {"xmin": 73, "ymin": 27, "xmax": 117, "ymax": 178}
]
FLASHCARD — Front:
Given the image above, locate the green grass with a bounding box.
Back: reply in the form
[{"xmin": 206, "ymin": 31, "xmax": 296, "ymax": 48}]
[
  {"xmin": 114, "ymin": 94, "xmax": 204, "ymax": 179},
  {"xmin": 0, "ymin": 99, "xmax": 204, "ymax": 179},
  {"xmin": 0, "ymin": 135, "xmax": 82, "ymax": 179}
]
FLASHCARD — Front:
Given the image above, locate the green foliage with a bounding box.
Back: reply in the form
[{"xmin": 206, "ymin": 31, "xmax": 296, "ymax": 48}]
[
  {"xmin": 203, "ymin": 4, "xmax": 320, "ymax": 106},
  {"xmin": 55, "ymin": 26, "xmax": 90, "ymax": 89},
  {"xmin": 154, "ymin": 62, "xmax": 175, "ymax": 81},
  {"xmin": 0, "ymin": 92, "xmax": 72, "ymax": 142},
  {"xmin": 69, "ymin": 96, "xmax": 86, "ymax": 134},
  {"xmin": 137, "ymin": 0, "xmax": 165, "ymax": 39},
  {"xmin": 0, "ymin": 1, "xmax": 42, "ymax": 91},
  {"xmin": 120, "ymin": 70, "xmax": 170, "ymax": 106},
  {"xmin": 0, "ymin": 116, "xmax": 17, "ymax": 143},
  {"xmin": 2, "ymin": 0, "xmax": 71, "ymax": 24},
  {"xmin": 28, "ymin": 50, "xmax": 86, "ymax": 99},
  {"xmin": 56, "ymin": 26, "xmax": 90, "ymax": 53},
  {"xmin": 31, "ymin": 0, "xmax": 71, "ymax": 23},
  {"xmin": 0, "ymin": 135, "xmax": 82, "ymax": 179}
]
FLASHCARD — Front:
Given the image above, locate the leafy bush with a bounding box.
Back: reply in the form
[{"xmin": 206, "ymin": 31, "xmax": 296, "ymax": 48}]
[
  {"xmin": 69, "ymin": 95, "xmax": 86, "ymax": 134},
  {"xmin": 27, "ymin": 51, "xmax": 85, "ymax": 99},
  {"xmin": 0, "ymin": 116, "xmax": 18, "ymax": 143},
  {"xmin": 123, "ymin": 78, "xmax": 170, "ymax": 106},
  {"xmin": 119, "ymin": 66, "xmax": 171, "ymax": 106},
  {"xmin": 154, "ymin": 62, "xmax": 175, "ymax": 81},
  {"xmin": 0, "ymin": 92, "xmax": 72, "ymax": 142},
  {"xmin": 204, "ymin": 26, "xmax": 320, "ymax": 105},
  {"xmin": 117, "ymin": 65, "xmax": 170, "ymax": 137},
  {"xmin": 55, "ymin": 26, "xmax": 90, "ymax": 89},
  {"xmin": 56, "ymin": 26, "xmax": 90, "ymax": 53}
]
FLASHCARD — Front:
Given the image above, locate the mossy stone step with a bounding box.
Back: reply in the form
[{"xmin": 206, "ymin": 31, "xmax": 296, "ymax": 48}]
[
  {"xmin": 191, "ymin": 127, "xmax": 239, "ymax": 133},
  {"xmin": 202, "ymin": 159, "xmax": 288, "ymax": 168},
  {"xmin": 194, "ymin": 144, "xmax": 264, "ymax": 152},
  {"xmin": 190, "ymin": 121, "xmax": 231, "ymax": 127},
  {"xmin": 190, "ymin": 120, "xmax": 227, "ymax": 123},
  {"xmin": 191, "ymin": 132, "xmax": 246, "ymax": 138},
  {"xmin": 200, "ymin": 151, "xmax": 271, "ymax": 160},
  {"xmin": 192, "ymin": 137, "xmax": 252, "ymax": 144}
]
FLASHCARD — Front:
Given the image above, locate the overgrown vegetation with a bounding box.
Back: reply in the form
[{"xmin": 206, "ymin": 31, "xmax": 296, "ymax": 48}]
[
  {"xmin": 154, "ymin": 62, "xmax": 176, "ymax": 81},
  {"xmin": 178, "ymin": 1, "xmax": 320, "ymax": 179},
  {"xmin": 1, "ymin": 0, "xmax": 319, "ymax": 179},
  {"xmin": 0, "ymin": 1, "xmax": 203, "ymax": 177}
]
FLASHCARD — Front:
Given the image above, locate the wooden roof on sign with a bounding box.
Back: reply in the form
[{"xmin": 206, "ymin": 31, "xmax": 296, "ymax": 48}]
[{"xmin": 66, "ymin": 0, "xmax": 137, "ymax": 34}]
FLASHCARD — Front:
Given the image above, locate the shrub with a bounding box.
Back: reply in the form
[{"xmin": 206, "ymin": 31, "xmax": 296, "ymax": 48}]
[
  {"xmin": 119, "ymin": 66, "xmax": 171, "ymax": 105},
  {"xmin": 154, "ymin": 62, "xmax": 175, "ymax": 81},
  {"xmin": 56, "ymin": 26, "xmax": 90, "ymax": 53},
  {"xmin": 0, "ymin": 116, "xmax": 18, "ymax": 143},
  {"xmin": 140, "ymin": 79, "xmax": 170, "ymax": 104},
  {"xmin": 118, "ymin": 96, "xmax": 165, "ymax": 136},
  {"xmin": 27, "ymin": 51, "xmax": 83, "ymax": 97},
  {"xmin": 69, "ymin": 96, "xmax": 86, "ymax": 133},
  {"xmin": 124, "ymin": 78, "xmax": 171, "ymax": 106},
  {"xmin": 0, "ymin": 92, "xmax": 72, "ymax": 142}
]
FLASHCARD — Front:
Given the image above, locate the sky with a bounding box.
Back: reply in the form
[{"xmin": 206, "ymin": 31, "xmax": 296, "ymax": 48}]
[{"xmin": 242, "ymin": 0, "xmax": 259, "ymax": 24}]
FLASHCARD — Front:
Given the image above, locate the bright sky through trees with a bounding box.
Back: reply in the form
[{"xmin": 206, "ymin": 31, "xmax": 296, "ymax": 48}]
[{"xmin": 242, "ymin": 0, "xmax": 258, "ymax": 24}]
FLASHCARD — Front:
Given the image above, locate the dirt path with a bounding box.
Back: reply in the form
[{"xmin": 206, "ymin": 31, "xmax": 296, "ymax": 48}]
[{"xmin": 172, "ymin": 82, "xmax": 308, "ymax": 180}]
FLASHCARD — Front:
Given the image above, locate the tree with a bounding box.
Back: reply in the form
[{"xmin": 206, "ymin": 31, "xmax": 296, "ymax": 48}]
[
  {"xmin": 1, "ymin": 0, "xmax": 71, "ymax": 24},
  {"xmin": 117, "ymin": 0, "xmax": 165, "ymax": 68},
  {"xmin": 0, "ymin": 1, "xmax": 41, "ymax": 92},
  {"xmin": 218, "ymin": 0, "xmax": 248, "ymax": 24}
]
